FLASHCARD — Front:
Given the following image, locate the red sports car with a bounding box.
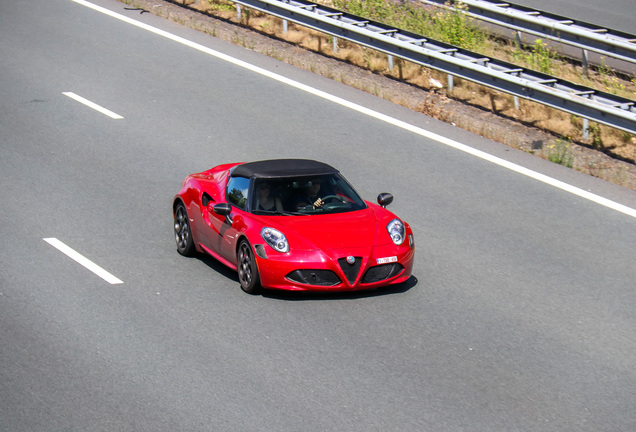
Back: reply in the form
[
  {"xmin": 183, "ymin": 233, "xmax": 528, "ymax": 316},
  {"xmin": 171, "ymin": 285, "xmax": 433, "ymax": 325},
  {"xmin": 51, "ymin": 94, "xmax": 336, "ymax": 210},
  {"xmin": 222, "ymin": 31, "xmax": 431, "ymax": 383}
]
[{"xmin": 173, "ymin": 159, "xmax": 414, "ymax": 294}]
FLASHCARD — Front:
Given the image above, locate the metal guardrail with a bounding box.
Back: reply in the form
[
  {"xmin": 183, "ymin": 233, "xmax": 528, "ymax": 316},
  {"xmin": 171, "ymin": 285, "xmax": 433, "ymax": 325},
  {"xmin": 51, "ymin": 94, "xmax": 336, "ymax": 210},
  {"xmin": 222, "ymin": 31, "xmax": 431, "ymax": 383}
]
[
  {"xmin": 228, "ymin": 0, "xmax": 636, "ymax": 134},
  {"xmin": 419, "ymin": 0, "xmax": 636, "ymax": 66}
]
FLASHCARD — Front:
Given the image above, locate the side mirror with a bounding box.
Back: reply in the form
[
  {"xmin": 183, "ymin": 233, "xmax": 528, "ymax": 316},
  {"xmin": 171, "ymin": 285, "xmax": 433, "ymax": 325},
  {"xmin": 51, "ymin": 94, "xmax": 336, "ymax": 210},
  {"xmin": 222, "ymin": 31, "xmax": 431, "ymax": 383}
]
[
  {"xmin": 213, "ymin": 203, "xmax": 232, "ymax": 216},
  {"xmin": 213, "ymin": 203, "xmax": 233, "ymax": 224},
  {"xmin": 377, "ymin": 193, "xmax": 393, "ymax": 208}
]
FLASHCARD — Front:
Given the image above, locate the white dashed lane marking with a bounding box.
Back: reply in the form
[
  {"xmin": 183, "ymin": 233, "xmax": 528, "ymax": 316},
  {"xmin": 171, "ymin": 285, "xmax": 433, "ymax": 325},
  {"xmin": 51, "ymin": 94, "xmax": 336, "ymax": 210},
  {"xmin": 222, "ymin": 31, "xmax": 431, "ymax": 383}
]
[
  {"xmin": 44, "ymin": 237, "xmax": 124, "ymax": 284},
  {"xmin": 63, "ymin": 92, "xmax": 124, "ymax": 119}
]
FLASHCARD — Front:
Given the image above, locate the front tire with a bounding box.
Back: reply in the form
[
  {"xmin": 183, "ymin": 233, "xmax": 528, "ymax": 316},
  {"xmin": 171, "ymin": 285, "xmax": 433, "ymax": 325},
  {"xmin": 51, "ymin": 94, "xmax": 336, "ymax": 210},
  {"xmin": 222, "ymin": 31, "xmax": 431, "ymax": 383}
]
[
  {"xmin": 237, "ymin": 239, "xmax": 262, "ymax": 295},
  {"xmin": 174, "ymin": 202, "xmax": 195, "ymax": 257}
]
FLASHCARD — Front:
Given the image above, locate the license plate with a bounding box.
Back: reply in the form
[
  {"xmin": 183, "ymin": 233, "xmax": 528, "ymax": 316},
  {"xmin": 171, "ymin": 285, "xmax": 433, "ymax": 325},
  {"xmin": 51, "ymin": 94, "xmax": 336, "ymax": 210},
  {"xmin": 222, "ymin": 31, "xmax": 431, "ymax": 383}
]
[{"xmin": 376, "ymin": 256, "xmax": 397, "ymax": 264}]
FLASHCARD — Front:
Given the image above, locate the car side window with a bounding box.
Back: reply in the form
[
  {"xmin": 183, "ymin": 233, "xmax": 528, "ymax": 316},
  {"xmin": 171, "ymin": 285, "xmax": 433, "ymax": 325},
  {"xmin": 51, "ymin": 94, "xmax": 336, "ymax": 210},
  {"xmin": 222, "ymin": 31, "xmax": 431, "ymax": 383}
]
[{"xmin": 226, "ymin": 176, "xmax": 250, "ymax": 209}]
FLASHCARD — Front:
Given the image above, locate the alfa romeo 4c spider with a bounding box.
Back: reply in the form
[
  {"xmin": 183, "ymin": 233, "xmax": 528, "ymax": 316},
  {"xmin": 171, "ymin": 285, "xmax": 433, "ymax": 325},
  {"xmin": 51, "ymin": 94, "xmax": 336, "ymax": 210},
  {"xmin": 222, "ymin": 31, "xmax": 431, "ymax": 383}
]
[{"xmin": 173, "ymin": 159, "xmax": 414, "ymax": 294}]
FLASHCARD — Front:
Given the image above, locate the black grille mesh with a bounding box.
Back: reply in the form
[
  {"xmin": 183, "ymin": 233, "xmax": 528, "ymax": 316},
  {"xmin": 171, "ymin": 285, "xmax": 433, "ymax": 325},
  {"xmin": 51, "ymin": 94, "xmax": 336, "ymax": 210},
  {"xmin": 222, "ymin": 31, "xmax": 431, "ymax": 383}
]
[
  {"xmin": 338, "ymin": 257, "xmax": 362, "ymax": 285},
  {"xmin": 286, "ymin": 269, "xmax": 341, "ymax": 286},
  {"xmin": 362, "ymin": 263, "xmax": 404, "ymax": 284}
]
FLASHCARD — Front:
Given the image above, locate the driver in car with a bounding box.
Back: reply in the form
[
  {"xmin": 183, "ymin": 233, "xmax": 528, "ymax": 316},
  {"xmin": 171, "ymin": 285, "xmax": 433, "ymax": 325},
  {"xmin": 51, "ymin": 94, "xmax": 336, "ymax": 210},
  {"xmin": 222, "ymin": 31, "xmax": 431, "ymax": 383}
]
[{"xmin": 297, "ymin": 178, "xmax": 326, "ymax": 210}]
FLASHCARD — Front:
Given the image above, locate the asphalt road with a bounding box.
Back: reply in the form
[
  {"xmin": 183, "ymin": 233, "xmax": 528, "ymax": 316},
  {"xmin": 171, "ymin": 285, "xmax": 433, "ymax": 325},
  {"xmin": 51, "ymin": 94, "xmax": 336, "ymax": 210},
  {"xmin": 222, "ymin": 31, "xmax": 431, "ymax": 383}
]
[
  {"xmin": 1, "ymin": 0, "xmax": 635, "ymax": 431},
  {"xmin": 515, "ymin": 0, "xmax": 633, "ymax": 34}
]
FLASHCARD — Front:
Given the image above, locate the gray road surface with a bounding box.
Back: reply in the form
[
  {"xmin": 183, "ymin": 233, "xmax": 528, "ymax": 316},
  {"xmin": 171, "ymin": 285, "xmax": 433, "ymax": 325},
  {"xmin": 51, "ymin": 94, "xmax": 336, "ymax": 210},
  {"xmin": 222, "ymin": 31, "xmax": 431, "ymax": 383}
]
[
  {"xmin": 515, "ymin": 0, "xmax": 634, "ymax": 33},
  {"xmin": 1, "ymin": 1, "xmax": 635, "ymax": 431}
]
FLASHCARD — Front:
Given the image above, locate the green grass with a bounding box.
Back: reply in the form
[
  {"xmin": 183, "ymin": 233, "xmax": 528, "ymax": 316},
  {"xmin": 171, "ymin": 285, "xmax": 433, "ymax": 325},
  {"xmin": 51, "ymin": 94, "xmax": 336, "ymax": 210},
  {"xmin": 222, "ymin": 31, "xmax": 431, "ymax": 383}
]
[
  {"xmin": 546, "ymin": 137, "xmax": 574, "ymax": 168},
  {"xmin": 513, "ymin": 39, "xmax": 557, "ymax": 75},
  {"xmin": 332, "ymin": 0, "xmax": 487, "ymax": 52}
]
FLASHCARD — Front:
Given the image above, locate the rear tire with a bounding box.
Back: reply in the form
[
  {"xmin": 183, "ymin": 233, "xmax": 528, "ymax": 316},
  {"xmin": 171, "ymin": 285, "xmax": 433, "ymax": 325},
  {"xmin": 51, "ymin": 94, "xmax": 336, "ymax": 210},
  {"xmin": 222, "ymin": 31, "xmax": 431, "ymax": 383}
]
[
  {"xmin": 174, "ymin": 202, "xmax": 195, "ymax": 257},
  {"xmin": 237, "ymin": 239, "xmax": 262, "ymax": 295}
]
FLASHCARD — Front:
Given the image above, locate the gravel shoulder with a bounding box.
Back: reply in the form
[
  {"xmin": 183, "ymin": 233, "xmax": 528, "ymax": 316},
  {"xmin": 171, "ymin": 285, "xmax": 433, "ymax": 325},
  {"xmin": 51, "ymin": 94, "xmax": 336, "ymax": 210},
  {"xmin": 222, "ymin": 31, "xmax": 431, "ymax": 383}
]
[{"xmin": 119, "ymin": 0, "xmax": 636, "ymax": 190}]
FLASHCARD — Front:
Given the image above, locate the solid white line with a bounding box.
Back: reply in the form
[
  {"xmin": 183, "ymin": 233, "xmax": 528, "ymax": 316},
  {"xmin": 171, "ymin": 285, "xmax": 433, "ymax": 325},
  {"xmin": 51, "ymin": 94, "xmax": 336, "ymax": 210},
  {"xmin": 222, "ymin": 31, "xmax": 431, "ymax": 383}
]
[
  {"xmin": 44, "ymin": 238, "xmax": 124, "ymax": 284},
  {"xmin": 71, "ymin": 0, "xmax": 636, "ymax": 219},
  {"xmin": 62, "ymin": 91, "xmax": 124, "ymax": 119}
]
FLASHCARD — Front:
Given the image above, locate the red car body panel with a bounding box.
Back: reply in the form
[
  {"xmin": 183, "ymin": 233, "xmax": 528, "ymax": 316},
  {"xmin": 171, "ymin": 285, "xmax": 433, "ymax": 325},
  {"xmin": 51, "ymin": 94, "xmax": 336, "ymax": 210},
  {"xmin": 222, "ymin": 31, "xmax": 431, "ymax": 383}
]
[{"xmin": 174, "ymin": 161, "xmax": 414, "ymax": 292}]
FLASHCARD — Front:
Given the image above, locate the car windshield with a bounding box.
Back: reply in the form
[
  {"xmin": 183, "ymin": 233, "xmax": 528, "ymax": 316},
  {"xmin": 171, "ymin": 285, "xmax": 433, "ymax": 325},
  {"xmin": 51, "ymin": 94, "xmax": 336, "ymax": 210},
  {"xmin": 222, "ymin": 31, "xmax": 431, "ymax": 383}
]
[{"xmin": 251, "ymin": 173, "xmax": 367, "ymax": 215}]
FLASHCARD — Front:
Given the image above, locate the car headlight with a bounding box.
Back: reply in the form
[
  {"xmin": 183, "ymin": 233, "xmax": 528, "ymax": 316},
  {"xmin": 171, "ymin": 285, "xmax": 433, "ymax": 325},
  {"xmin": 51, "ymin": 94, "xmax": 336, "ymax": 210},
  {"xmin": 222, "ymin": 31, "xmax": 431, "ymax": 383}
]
[
  {"xmin": 261, "ymin": 227, "xmax": 289, "ymax": 253},
  {"xmin": 387, "ymin": 218, "xmax": 405, "ymax": 245}
]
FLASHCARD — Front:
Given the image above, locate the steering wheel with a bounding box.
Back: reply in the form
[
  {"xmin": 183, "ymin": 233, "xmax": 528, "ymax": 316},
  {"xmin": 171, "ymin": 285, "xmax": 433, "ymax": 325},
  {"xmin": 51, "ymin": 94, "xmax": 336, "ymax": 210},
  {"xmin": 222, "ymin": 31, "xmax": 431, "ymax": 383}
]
[
  {"xmin": 320, "ymin": 195, "xmax": 350, "ymax": 211},
  {"xmin": 321, "ymin": 195, "xmax": 347, "ymax": 203}
]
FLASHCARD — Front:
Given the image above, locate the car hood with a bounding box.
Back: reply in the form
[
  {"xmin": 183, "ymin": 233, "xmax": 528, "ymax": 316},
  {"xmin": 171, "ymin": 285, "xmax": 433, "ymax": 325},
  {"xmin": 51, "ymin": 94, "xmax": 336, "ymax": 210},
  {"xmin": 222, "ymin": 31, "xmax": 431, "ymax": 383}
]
[{"xmin": 272, "ymin": 208, "xmax": 381, "ymax": 251}]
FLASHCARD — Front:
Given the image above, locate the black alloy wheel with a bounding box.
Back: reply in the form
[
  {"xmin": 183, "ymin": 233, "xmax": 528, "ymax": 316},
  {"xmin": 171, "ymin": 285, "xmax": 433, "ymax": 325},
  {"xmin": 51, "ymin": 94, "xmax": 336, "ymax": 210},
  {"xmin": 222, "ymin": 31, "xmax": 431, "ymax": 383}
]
[
  {"xmin": 174, "ymin": 203, "xmax": 195, "ymax": 256},
  {"xmin": 237, "ymin": 239, "xmax": 262, "ymax": 294}
]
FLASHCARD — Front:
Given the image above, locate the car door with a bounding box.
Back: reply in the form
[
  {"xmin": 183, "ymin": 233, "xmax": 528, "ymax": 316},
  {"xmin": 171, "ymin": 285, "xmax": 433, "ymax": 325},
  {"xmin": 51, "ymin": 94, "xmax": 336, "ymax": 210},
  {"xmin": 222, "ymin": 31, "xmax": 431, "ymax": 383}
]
[
  {"xmin": 201, "ymin": 191, "xmax": 225, "ymax": 253},
  {"xmin": 216, "ymin": 176, "xmax": 250, "ymax": 263}
]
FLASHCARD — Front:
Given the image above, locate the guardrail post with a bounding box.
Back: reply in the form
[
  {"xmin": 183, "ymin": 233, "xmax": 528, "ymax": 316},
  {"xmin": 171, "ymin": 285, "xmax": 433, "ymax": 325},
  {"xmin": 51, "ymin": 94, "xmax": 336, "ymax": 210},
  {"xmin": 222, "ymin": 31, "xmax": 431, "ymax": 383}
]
[
  {"xmin": 388, "ymin": 55, "xmax": 393, "ymax": 70},
  {"xmin": 515, "ymin": 31, "xmax": 523, "ymax": 49},
  {"xmin": 583, "ymin": 118, "xmax": 590, "ymax": 140},
  {"xmin": 582, "ymin": 49, "xmax": 589, "ymax": 78},
  {"xmin": 283, "ymin": 19, "xmax": 288, "ymax": 34},
  {"xmin": 236, "ymin": 4, "xmax": 241, "ymax": 20},
  {"xmin": 333, "ymin": 36, "xmax": 338, "ymax": 53},
  {"xmin": 448, "ymin": 74, "xmax": 454, "ymax": 92},
  {"xmin": 514, "ymin": 96, "xmax": 520, "ymax": 110}
]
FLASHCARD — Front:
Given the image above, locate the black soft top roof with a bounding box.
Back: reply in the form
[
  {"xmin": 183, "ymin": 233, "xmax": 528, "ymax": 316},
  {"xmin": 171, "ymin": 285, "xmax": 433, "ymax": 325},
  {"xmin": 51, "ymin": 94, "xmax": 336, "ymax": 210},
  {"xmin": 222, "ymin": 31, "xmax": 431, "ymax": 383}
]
[{"xmin": 231, "ymin": 159, "xmax": 339, "ymax": 179}]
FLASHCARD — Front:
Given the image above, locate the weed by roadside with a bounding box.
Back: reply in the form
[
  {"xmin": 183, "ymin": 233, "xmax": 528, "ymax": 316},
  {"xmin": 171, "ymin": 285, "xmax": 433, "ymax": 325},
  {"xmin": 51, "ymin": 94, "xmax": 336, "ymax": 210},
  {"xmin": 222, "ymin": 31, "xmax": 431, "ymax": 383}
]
[
  {"xmin": 546, "ymin": 137, "xmax": 574, "ymax": 168},
  {"xmin": 513, "ymin": 39, "xmax": 556, "ymax": 75}
]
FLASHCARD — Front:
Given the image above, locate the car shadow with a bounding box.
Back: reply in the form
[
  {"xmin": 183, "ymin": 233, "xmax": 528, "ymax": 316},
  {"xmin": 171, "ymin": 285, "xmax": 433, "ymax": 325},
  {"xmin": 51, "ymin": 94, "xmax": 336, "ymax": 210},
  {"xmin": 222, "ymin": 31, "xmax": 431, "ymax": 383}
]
[
  {"xmin": 196, "ymin": 252, "xmax": 240, "ymax": 283},
  {"xmin": 262, "ymin": 276, "xmax": 418, "ymax": 301},
  {"xmin": 191, "ymin": 252, "xmax": 417, "ymax": 300}
]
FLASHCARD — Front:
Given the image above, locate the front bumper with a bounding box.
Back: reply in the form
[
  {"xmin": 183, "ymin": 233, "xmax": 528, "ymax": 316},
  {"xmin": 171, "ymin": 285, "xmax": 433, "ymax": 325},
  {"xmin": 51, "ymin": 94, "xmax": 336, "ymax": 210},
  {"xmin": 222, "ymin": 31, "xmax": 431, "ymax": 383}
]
[{"xmin": 254, "ymin": 241, "xmax": 414, "ymax": 291}]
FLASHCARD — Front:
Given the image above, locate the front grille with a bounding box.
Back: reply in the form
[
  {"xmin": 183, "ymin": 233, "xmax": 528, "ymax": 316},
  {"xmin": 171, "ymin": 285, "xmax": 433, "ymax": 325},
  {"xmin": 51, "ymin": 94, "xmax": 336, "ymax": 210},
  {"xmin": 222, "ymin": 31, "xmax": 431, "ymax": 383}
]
[
  {"xmin": 338, "ymin": 257, "xmax": 362, "ymax": 285},
  {"xmin": 286, "ymin": 269, "xmax": 341, "ymax": 286},
  {"xmin": 361, "ymin": 263, "xmax": 404, "ymax": 284}
]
